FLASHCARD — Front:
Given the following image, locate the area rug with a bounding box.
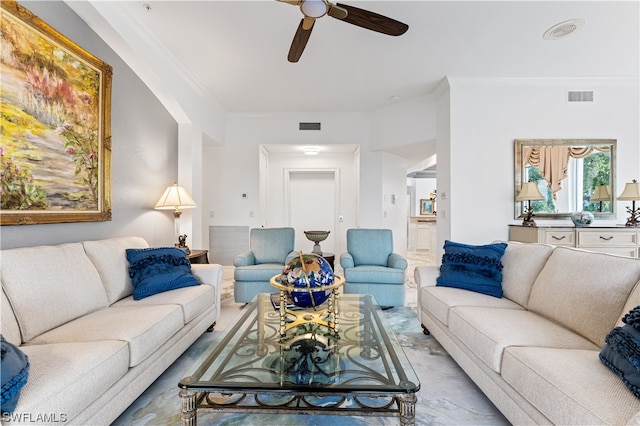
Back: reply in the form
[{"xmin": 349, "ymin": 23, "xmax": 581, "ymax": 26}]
[{"xmin": 112, "ymin": 304, "xmax": 509, "ymax": 425}]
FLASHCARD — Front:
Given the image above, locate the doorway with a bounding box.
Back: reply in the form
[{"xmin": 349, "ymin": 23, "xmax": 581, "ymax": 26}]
[{"xmin": 285, "ymin": 169, "xmax": 339, "ymax": 255}]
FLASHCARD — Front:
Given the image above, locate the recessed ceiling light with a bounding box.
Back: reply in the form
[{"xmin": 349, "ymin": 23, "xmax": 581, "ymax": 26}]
[
  {"xmin": 303, "ymin": 147, "xmax": 319, "ymax": 155},
  {"xmin": 543, "ymin": 19, "xmax": 585, "ymax": 40}
]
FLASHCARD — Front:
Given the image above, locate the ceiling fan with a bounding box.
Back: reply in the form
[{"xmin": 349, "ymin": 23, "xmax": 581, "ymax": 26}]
[{"xmin": 279, "ymin": 0, "xmax": 409, "ymax": 62}]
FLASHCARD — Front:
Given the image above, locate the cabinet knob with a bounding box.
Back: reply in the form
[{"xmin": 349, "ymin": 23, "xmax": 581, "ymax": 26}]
[
  {"xmin": 552, "ymin": 236, "xmax": 566, "ymax": 241},
  {"xmin": 599, "ymin": 235, "xmax": 614, "ymax": 241}
]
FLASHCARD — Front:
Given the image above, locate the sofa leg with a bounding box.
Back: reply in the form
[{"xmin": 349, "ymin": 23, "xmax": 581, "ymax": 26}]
[
  {"xmin": 421, "ymin": 324, "xmax": 430, "ymax": 335},
  {"xmin": 207, "ymin": 322, "xmax": 216, "ymax": 332}
]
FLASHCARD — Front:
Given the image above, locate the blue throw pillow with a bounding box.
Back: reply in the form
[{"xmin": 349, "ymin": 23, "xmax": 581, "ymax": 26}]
[
  {"xmin": 599, "ymin": 305, "xmax": 640, "ymax": 399},
  {"xmin": 126, "ymin": 247, "xmax": 200, "ymax": 300},
  {"xmin": 1, "ymin": 335, "xmax": 29, "ymax": 414},
  {"xmin": 436, "ymin": 240, "xmax": 508, "ymax": 298}
]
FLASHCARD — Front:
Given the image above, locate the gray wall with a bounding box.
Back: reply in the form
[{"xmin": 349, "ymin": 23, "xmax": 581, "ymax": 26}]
[{"xmin": 1, "ymin": 1, "xmax": 178, "ymax": 249}]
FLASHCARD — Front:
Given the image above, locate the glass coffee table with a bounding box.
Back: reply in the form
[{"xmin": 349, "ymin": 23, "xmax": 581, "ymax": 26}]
[{"xmin": 178, "ymin": 293, "xmax": 420, "ymax": 425}]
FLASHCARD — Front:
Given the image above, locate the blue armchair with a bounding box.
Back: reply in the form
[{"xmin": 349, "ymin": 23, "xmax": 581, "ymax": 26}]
[
  {"xmin": 340, "ymin": 228, "xmax": 408, "ymax": 307},
  {"xmin": 233, "ymin": 227, "xmax": 297, "ymax": 303}
]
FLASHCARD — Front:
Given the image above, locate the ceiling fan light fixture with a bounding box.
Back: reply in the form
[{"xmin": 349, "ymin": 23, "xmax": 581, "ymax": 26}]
[{"xmin": 300, "ymin": 0, "xmax": 329, "ymax": 18}]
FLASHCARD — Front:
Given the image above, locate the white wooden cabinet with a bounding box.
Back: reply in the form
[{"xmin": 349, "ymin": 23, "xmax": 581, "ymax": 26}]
[{"xmin": 508, "ymin": 225, "xmax": 639, "ymax": 258}]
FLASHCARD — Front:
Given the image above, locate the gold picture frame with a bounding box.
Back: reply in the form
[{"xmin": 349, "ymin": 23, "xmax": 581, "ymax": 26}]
[
  {"xmin": 1, "ymin": 0, "xmax": 112, "ymax": 225},
  {"xmin": 420, "ymin": 199, "xmax": 434, "ymax": 215}
]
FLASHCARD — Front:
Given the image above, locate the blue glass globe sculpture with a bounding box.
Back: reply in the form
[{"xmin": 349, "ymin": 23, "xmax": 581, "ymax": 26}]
[{"xmin": 281, "ymin": 253, "xmax": 334, "ymax": 308}]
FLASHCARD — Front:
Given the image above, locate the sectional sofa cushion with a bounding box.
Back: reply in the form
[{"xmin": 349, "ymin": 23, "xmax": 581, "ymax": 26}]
[
  {"xmin": 113, "ymin": 284, "xmax": 215, "ymax": 324},
  {"xmin": 502, "ymin": 347, "xmax": 640, "ymax": 425},
  {"xmin": 448, "ymin": 306, "xmax": 598, "ymax": 373},
  {"xmin": 1, "ymin": 290, "xmax": 21, "ymax": 345},
  {"xmin": 126, "ymin": 247, "xmax": 200, "ymax": 300},
  {"xmin": 1, "ymin": 243, "xmax": 108, "ymax": 342},
  {"xmin": 527, "ymin": 247, "xmax": 640, "ymax": 347},
  {"xmin": 437, "ymin": 240, "xmax": 507, "ymax": 298},
  {"xmin": 28, "ymin": 305, "xmax": 183, "ymax": 367},
  {"xmin": 17, "ymin": 341, "xmax": 129, "ymax": 422},
  {"xmin": 421, "ymin": 286, "xmax": 523, "ymax": 327},
  {"xmin": 500, "ymin": 242, "xmax": 554, "ymax": 307},
  {"xmin": 83, "ymin": 236, "xmax": 149, "ymax": 304}
]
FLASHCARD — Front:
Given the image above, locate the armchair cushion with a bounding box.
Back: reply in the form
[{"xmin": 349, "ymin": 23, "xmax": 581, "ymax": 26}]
[
  {"xmin": 346, "ymin": 229, "xmax": 394, "ymax": 266},
  {"xmin": 344, "ymin": 266, "xmax": 405, "ymax": 285},
  {"xmin": 249, "ymin": 227, "xmax": 295, "ymax": 264}
]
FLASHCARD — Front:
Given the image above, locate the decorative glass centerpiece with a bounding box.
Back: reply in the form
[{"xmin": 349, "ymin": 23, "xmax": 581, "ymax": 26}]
[
  {"xmin": 571, "ymin": 211, "xmax": 594, "ymax": 227},
  {"xmin": 271, "ymin": 252, "xmax": 344, "ymax": 335},
  {"xmin": 303, "ymin": 230, "xmax": 330, "ymax": 254}
]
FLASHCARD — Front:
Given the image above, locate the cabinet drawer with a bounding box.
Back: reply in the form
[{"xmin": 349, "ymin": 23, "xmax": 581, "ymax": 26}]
[
  {"xmin": 580, "ymin": 246, "xmax": 637, "ymax": 258},
  {"xmin": 543, "ymin": 231, "xmax": 575, "ymax": 246},
  {"xmin": 577, "ymin": 230, "xmax": 637, "ymax": 247}
]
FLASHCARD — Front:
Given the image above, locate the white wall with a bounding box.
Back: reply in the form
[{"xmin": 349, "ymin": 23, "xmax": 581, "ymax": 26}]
[
  {"xmin": 1, "ymin": 1, "xmax": 178, "ymax": 250},
  {"xmin": 446, "ymin": 77, "xmax": 640, "ymax": 245}
]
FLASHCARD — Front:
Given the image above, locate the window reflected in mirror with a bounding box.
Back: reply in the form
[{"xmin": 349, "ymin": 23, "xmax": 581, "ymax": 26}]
[{"xmin": 514, "ymin": 139, "xmax": 616, "ymax": 220}]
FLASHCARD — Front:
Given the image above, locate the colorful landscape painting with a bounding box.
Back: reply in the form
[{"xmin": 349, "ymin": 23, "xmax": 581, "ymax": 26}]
[{"xmin": 0, "ymin": 1, "xmax": 111, "ymax": 225}]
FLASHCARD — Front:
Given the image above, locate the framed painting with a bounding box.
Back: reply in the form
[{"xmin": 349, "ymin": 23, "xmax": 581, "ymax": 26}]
[
  {"xmin": 1, "ymin": 0, "xmax": 112, "ymax": 225},
  {"xmin": 420, "ymin": 199, "xmax": 434, "ymax": 215}
]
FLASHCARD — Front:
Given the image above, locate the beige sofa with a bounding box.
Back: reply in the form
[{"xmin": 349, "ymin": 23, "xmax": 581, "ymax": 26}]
[
  {"xmin": 0, "ymin": 236, "xmax": 223, "ymax": 425},
  {"xmin": 416, "ymin": 242, "xmax": 640, "ymax": 425}
]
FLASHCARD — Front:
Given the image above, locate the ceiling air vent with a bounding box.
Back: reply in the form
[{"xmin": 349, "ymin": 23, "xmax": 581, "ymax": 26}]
[
  {"xmin": 567, "ymin": 90, "xmax": 594, "ymax": 103},
  {"xmin": 299, "ymin": 122, "xmax": 321, "ymax": 131}
]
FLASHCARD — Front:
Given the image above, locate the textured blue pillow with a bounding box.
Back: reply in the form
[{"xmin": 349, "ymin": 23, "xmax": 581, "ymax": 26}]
[
  {"xmin": 436, "ymin": 240, "xmax": 508, "ymax": 298},
  {"xmin": 1, "ymin": 335, "xmax": 29, "ymax": 414},
  {"xmin": 599, "ymin": 306, "xmax": 640, "ymax": 399},
  {"xmin": 126, "ymin": 247, "xmax": 200, "ymax": 300}
]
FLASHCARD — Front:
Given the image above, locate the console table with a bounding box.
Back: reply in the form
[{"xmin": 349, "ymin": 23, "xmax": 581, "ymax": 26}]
[{"xmin": 508, "ymin": 225, "xmax": 639, "ymax": 258}]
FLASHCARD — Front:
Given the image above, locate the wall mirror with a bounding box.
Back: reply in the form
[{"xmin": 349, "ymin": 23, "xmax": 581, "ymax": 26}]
[{"xmin": 514, "ymin": 139, "xmax": 616, "ymax": 220}]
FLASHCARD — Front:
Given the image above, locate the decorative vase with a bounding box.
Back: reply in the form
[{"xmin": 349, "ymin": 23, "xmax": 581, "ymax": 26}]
[
  {"xmin": 571, "ymin": 211, "xmax": 594, "ymax": 227},
  {"xmin": 303, "ymin": 230, "xmax": 330, "ymax": 255}
]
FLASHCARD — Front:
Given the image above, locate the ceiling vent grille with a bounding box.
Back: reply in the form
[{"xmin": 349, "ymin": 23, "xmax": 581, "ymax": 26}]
[
  {"xmin": 299, "ymin": 122, "xmax": 321, "ymax": 131},
  {"xmin": 567, "ymin": 90, "xmax": 594, "ymax": 102}
]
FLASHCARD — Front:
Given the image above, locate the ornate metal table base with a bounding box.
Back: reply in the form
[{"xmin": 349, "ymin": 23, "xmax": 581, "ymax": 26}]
[
  {"xmin": 179, "ymin": 294, "xmax": 419, "ymax": 426},
  {"xmin": 179, "ymin": 389, "xmax": 417, "ymax": 425}
]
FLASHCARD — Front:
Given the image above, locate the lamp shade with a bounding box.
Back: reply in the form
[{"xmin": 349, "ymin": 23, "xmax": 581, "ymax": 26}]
[
  {"xmin": 617, "ymin": 180, "xmax": 640, "ymax": 201},
  {"xmin": 516, "ymin": 182, "xmax": 545, "ymax": 201},
  {"xmin": 591, "ymin": 185, "xmax": 611, "ymax": 202},
  {"xmin": 154, "ymin": 183, "xmax": 196, "ymax": 210}
]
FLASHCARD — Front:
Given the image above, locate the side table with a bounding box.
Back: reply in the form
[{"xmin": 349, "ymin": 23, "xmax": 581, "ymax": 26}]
[
  {"xmin": 187, "ymin": 249, "xmax": 209, "ymax": 264},
  {"xmin": 319, "ymin": 252, "xmax": 335, "ymax": 270}
]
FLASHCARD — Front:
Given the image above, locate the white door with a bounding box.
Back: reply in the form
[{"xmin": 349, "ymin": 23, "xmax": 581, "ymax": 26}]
[{"xmin": 288, "ymin": 171, "xmax": 336, "ymax": 256}]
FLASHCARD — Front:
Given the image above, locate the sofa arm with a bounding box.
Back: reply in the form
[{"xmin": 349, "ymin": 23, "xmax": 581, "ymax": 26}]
[
  {"xmin": 340, "ymin": 253, "xmax": 354, "ymax": 269},
  {"xmin": 415, "ymin": 265, "xmax": 440, "ymax": 288},
  {"xmin": 388, "ymin": 253, "xmax": 408, "ymax": 270},
  {"xmin": 233, "ymin": 252, "xmax": 255, "ymax": 267},
  {"xmin": 191, "ymin": 263, "xmax": 224, "ymax": 321}
]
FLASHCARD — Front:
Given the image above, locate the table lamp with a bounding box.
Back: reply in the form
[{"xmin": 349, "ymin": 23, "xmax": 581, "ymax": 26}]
[
  {"xmin": 155, "ymin": 183, "xmax": 197, "ymax": 251},
  {"xmin": 590, "ymin": 185, "xmax": 611, "ymax": 212},
  {"xmin": 617, "ymin": 179, "xmax": 640, "ymax": 227},
  {"xmin": 516, "ymin": 181, "xmax": 545, "ymax": 227}
]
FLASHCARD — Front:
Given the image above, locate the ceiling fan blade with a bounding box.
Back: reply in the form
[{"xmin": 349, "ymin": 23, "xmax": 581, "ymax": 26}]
[
  {"xmin": 288, "ymin": 18, "xmax": 315, "ymax": 63},
  {"xmin": 327, "ymin": 3, "xmax": 348, "ymax": 20},
  {"xmin": 334, "ymin": 3, "xmax": 408, "ymax": 36},
  {"xmin": 278, "ymin": 0, "xmax": 301, "ymax": 6}
]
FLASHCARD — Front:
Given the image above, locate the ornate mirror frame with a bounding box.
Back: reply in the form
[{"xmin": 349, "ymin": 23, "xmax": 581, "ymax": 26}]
[{"xmin": 514, "ymin": 139, "xmax": 617, "ymax": 220}]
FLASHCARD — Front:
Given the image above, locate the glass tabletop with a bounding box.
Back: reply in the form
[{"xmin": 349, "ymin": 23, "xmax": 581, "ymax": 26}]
[{"xmin": 179, "ymin": 293, "xmax": 420, "ymax": 395}]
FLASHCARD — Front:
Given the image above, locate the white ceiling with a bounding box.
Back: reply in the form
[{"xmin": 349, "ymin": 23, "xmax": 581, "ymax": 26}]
[{"xmin": 68, "ymin": 1, "xmax": 639, "ymax": 115}]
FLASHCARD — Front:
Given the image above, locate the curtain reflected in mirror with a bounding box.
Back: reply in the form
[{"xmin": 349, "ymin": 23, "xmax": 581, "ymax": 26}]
[{"xmin": 514, "ymin": 139, "xmax": 616, "ymax": 220}]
